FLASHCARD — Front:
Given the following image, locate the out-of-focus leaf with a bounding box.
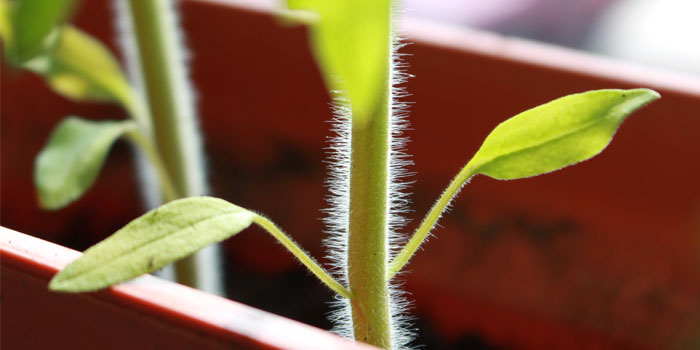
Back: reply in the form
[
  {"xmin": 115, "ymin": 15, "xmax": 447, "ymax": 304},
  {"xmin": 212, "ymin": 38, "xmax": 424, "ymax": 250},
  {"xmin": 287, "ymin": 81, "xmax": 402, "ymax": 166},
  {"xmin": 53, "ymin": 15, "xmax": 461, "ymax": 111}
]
[
  {"xmin": 6, "ymin": 0, "xmax": 77, "ymax": 62},
  {"xmin": 0, "ymin": 1, "xmax": 14, "ymax": 48},
  {"xmin": 49, "ymin": 197, "xmax": 256, "ymax": 292},
  {"xmin": 24, "ymin": 26, "xmax": 135, "ymax": 112},
  {"xmin": 286, "ymin": 0, "xmax": 391, "ymax": 129},
  {"xmin": 35, "ymin": 117, "xmax": 136, "ymax": 210},
  {"xmin": 466, "ymin": 89, "xmax": 661, "ymax": 180}
]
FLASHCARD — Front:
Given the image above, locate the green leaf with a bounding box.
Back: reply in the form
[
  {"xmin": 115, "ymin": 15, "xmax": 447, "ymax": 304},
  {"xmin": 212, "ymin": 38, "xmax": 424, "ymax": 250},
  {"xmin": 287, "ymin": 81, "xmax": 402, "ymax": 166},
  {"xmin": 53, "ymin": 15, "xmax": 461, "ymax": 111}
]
[
  {"xmin": 0, "ymin": 1, "xmax": 14, "ymax": 49},
  {"xmin": 466, "ymin": 89, "xmax": 660, "ymax": 180},
  {"xmin": 23, "ymin": 26, "xmax": 135, "ymax": 110},
  {"xmin": 286, "ymin": 0, "xmax": 390, "ymax": 128},
  {"xmin": 388, "ymin": 89, "xmax": 660, "ymax": 279},
  {"xmin": 35, "ymin": 117, "xmax": 136, "ymax": 210},
  {"xmin": 6, "ymin": 0, "xmax": 77, "ymax": 63},
  {"xmin": 49, "ymin": 197, "xmax": 256, "ymax": 292}
]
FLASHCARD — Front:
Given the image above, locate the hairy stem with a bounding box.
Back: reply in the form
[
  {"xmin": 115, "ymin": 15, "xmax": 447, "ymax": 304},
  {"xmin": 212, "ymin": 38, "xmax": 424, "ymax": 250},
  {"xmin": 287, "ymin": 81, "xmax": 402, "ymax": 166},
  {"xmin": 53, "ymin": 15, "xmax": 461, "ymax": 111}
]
[
  {"xmin": 125, "ymin": 0, "xmax": 203, "ymax": 288},
  {"xmin": 388, "ymin": 165, "xmax": 476, "ymax": 279},
  {"xmin": 347, "ymin": 83, "xmax": 392, "ymax": 347}
]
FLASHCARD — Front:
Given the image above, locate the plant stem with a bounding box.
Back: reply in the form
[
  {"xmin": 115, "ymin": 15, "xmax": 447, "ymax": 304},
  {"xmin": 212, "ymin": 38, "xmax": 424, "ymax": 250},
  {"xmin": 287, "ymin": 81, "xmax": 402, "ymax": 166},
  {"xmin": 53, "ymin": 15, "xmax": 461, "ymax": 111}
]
[
  {"xmin": 347, "ymin": 85, "xmax": 392, "ymax": 347},
  {"xmin": 124, "ymin": 129, "xmax": 179, "ymax": 203},
  {"xmin": 388, "ymin": 165, "xmax": 476, "ymax": 279},
  {"xmin": 252, "ymin": 215, "xmax": 351, "ymax": 299},
  {"xmin": 126, "ymin": 0, "xmax": 200, "ymax": 287}
]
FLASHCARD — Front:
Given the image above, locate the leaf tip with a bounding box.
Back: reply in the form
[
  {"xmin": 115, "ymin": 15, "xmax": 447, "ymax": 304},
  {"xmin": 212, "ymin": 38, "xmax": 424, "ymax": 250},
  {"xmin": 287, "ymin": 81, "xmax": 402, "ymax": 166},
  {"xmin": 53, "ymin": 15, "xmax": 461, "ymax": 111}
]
[
  {"xmin": 620, "ymin": 88, "xmax": 661, "ymax": 110},
  {"xmin": 637, "ymin": 87, "xmax": 660, "ymax": 97},
  {"xmin": 34, "ymin": 171, "xmax": 74, "ymax": 210},
  {"xmin": 36, "ymin": 190, "xmax": 66, "ymax": 211},
  {"xmin": 626, "ymin": 88, "xmax": 661, "ymax": 103},
  {"xmin": 609, "ymin": 88, "xmax": 660, "ymax": 124},
  {"xmin": 48, "ymin": 272, "xmax": 70, "ymax": 292},
  {"xmin": 48, "ymin": 269, "xmax": 101, "ymax": 293}
]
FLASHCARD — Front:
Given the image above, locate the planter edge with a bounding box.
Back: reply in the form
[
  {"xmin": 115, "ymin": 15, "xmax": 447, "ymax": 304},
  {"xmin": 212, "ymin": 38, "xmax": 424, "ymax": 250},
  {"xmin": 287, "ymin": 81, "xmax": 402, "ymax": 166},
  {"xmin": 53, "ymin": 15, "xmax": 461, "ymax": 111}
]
[{"xmin": 0, "ymin": 226, "xmax": 378, "ymax": 350}]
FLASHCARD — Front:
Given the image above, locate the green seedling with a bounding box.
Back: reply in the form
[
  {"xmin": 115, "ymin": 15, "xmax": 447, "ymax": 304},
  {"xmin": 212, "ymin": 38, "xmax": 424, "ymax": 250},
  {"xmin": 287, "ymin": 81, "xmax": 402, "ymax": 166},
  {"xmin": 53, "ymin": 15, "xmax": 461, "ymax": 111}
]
[
  {"xmin": 32, "ymin": 0, "xmax": 660, "ymax": 349},
  {"xmin": 1, "ymin": 0, "xmax": 220, "ymax": 293}
]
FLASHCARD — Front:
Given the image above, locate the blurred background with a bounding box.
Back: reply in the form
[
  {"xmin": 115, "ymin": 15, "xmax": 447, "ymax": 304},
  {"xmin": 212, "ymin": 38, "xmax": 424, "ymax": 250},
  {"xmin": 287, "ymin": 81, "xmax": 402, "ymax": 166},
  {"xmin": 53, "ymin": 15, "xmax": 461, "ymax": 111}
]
[
  {"xmin": 403, "ymin": 0, "xmax": 700, "ymax": 76},
  {"xmin": 2, "ymin": 0, "xmax": 699, "ymax": 349}
]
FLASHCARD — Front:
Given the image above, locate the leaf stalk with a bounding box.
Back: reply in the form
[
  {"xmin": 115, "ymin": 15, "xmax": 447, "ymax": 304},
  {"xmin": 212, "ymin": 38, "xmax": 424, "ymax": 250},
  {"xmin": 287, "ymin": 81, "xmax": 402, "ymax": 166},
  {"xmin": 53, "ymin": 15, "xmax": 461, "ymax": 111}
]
[
  {"xmin": 124, "ymin": 128, "xmax": 180, "ymax": 203},
  {"xmin": 388, "ymin": 165, "xmax": 476, "ymax": 279},
  {"xmin": 252, "ymin": 215, "xmax": 351, "ymax": 299}
]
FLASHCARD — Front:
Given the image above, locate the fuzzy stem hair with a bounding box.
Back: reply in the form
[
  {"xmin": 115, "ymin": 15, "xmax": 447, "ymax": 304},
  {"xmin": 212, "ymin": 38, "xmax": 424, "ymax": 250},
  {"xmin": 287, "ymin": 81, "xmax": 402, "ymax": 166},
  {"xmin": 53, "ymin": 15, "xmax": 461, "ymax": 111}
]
[
  {"xmin": 347, "ymin": 79, "xmax": 392, "ymax": 347},
  {"xmin": 324, "ymin": 29, "xmax": 414, "ymax": 350}
]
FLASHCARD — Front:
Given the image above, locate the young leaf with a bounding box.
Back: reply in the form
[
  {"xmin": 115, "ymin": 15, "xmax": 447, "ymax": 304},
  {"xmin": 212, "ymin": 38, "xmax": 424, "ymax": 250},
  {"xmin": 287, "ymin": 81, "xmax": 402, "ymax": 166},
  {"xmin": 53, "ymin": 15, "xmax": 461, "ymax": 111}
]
[
  {"xmin": 5, "ymin": 0, "xmax": 77, "ymax": 63},
  {"xmin": 286, "ymin": 0, "xmax": 390, "ymax": 129},
  {"xmin": 49, "ymin": 197, "xmax": 256, "ymax": 292},
  {"xmin": 389, "ymin": 88, "xmax": 660, "ymax": 278},
  {"xmin": 466, "ymin": 88, "xmax": 660, "ymax": 180},
  {"xmin": 35, "ymin": 117, "xmax": 137, "ymax": 210},
  {"xmin": 23, "ymin": 26, "xmax": 138, "ymax": 118}
]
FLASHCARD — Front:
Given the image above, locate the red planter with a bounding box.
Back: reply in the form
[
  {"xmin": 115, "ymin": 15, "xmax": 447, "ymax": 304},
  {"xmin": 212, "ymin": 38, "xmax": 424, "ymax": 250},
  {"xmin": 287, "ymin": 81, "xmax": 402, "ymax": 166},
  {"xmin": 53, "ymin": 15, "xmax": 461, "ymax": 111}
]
[
  {"xmin": 2, "ymin": 0, "xmax": 699, "ymax": 349},
  {"xmin": 0, "ymin": 227, "xmax": 377, "ymax": 349}
]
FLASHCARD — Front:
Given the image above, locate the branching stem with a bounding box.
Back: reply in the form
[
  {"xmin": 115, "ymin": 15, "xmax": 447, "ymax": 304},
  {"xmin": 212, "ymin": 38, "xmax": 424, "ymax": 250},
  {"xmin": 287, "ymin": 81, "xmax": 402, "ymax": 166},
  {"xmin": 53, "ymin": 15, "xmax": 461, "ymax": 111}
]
[{"xmin": 124, "ymin": 128, "xmax": 180, "ymax": 203}]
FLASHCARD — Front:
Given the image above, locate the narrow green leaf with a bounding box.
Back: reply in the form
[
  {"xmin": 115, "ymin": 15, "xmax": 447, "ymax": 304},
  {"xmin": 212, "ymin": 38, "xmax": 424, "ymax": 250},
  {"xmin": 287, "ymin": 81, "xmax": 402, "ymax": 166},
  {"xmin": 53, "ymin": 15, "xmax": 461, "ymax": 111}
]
[
  {"xmin": 388, "ymin": 88, "xmax": 660, "ymax": 279},
  {"xmin": 49, "ymin": 197, "xmax": 256, "ymax": 292},
  {"xmin": 466, "ymin": 89, "xmax": 660, "ymax": 180},
  {"xmin": 286, "ymin": 0, "xmax": 390, "ymax": 128},
  {"xmin": 23, "ymin": 26, "xmax": 137, "ymax": 115},
  {"xmin": 5, "ymin": 0, "xmax": 77, "ymax": 63},
  {"xmin": 35, "ymin": 117, "xmax": 136, "ymax": 210}
]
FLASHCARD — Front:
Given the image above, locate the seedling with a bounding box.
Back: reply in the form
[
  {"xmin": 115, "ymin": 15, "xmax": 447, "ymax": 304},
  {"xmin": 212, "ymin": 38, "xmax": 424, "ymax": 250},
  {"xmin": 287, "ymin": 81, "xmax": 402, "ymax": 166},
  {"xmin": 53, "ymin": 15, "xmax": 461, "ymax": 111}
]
[
  {"xmin": 1, "ymin": 0, "xmax": 221, "ymax": 293},
  {"xmin": 13, "ymin": 0, "xmax": 660, "ymax": 349}
]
